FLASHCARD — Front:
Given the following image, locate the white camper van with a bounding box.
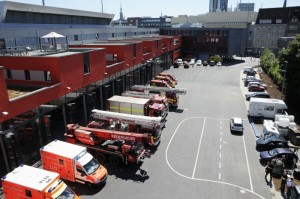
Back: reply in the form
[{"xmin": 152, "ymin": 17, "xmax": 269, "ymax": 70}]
[{"xmin": 248, "ymin": 98, "xmax": 287, "ymax": 119}]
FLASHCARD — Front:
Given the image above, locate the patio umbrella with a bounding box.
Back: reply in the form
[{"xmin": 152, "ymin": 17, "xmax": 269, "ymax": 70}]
[{"xmin": 41, "ymin": 32, "xmax": 67, "ymax": 51}]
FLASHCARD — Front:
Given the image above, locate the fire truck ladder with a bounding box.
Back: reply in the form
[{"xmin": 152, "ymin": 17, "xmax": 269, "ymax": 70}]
[
  {"xmin": 91, "ymin": 109, "xmax": 163, "ymax": 129},
  {"xmin": 131, "ymin": 85, "xmax": 187, "ymax": 95},
  {"xmin": 121, "ymin": 91, "xmax": 158, "ymax": 99}
]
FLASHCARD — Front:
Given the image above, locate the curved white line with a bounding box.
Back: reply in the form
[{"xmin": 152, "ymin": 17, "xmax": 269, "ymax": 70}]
[{"xmin": 165, "ymin": 117, "xmax": 265, "ymax": 199}]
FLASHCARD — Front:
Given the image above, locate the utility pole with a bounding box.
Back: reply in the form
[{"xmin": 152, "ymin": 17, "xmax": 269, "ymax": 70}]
[
  {"xmin": 101, "ymin": 0, "xmax": 103, "ymax": 13},
  {"xmin": 42, "ymin": 0, "xmax": 45, "ymax": 6}
]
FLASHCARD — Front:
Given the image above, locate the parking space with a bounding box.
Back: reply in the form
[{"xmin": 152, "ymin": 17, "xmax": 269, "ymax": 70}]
[{"xmin": 166, "ymin": 116, "xmax": 263, "ymax": 197}]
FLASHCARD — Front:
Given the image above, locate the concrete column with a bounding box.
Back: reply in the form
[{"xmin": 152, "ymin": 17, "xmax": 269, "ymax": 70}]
[
  {"xmin": 82, "ymin": 94, "xmax": 88, "ymax": 125},
  {"xmin": 62, "ymin": 104, "xmax": 68, "ymax": 132},
  {"xmin": 99, "ymin": 86, "xmax": 104, "ymax": 110},
  {"xmin": 0, "ymin": 133, "xmax": 10, "ymax": 173}
]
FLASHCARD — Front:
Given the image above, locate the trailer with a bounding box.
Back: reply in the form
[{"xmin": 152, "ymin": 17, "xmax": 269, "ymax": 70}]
[
  {"xmin": 248, "ymin": 98, "xmax": 288, "ymax": 119},
  {"xmin": 107, "ymin": 95, "xmax": 168, "ymax": 120},
  {"xmin": 131, "ymin": 85, "xmax": 187, "ymax": 107}
]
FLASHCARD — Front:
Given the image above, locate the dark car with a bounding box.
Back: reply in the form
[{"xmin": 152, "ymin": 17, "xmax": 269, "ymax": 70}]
[
  {"xmin": 246, "ymin": 92, "xmax": 270, "ymax": 101},
  {"xmin": 244, "ymin": 78, "xmax": 262, "ymax": 86},
  {"xmin": 246, "ymin": 70, "xmax": 257, "ymax": 76},
  {"xmin": 183, "ymin": 61, "xmax": 189, "ymax": 68},
  {"xmin": 260, "ymin": 148, "xmax": 298, "ymax": 167},
  {"xmin": 248, "ymin": 84, "xmax": 266, "ymax": 92},
  {"xmin": 256, "ymin": 137, "xmax": 288, "ymax": 151},
  {"xmin": 203, "ymin": 61, "xmax": 208, "ymax": 66}
]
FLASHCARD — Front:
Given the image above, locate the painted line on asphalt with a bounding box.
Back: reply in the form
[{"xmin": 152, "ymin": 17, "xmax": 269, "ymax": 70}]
[
  {"xmin": 219, "ymin": 173, "xmax": 221, "ymax": 180},
  {"xmin": 219, "ymin": 162, "xmax": 221, "ymax": 169},
  {"xmin": 165, "ymin": 117, "xmax": 264, "ymax": 199},
  {"xmin": 192, "ymin": 117, "xmax": 206, "ymax": 179},
  {"xmin": 219, "ymin": 153, "xmax": 222, "ymax": 158},
  {"xmin": 243, "ymin": 130, "xmax": 254, "ymax": 192},
  {"xmin": 220, "ymin": 145, "xmax": 222, "ymax": 150}
]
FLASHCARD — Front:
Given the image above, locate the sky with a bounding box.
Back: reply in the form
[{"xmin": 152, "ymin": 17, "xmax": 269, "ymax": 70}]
[{"xmin": 3, "ymin": 0, "xmax": 300, "ymax": 19}]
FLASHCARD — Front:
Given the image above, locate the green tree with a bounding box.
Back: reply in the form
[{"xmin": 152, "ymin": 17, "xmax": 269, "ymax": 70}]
[{"xmin": 279, "ymin": 34, "xmax": 300, "ymax": 113}]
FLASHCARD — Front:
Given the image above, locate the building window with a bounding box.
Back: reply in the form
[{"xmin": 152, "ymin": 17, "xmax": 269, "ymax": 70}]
[
  {"xmin": 83, "ymin": 53, "xmax": 90, "ymax": 74},
  {"xmin": 6, "ymin": 69, "xmax": 12, "ymax": 79},
  {"xmin": 24, "ymin": 70, "xmax": 31, "ymax": 80},
  {"xmin": 44, "ymin": 71, "xmax": 51, "ymax": 81},
  {"xmin": 74, "ymin": 35, "xmax": 79, "ymax": 41},
  {"xmin": 59, "ymin": 159, "xmax": 64, "ymax": 165},
  {"xmin": 25, "ymin": 190, "xmax": 32, "ymax": 197}
]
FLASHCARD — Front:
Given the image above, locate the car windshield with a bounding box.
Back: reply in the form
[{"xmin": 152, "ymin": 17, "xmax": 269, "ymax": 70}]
[
  {"xmin": 268, "ymin": 149, "xmax": 279, "ymax": 157},
  {"xmin": 234, "ymin": 123, "xmax": 243, "ymax": 127},
  {"xmin": 133, "ymin": 143, "xmax": 144, "ymax": 155},
  {"xmin": 56, "ymin": 186, "xmax": 75, "ymax": 199},
  {"xmin": 83, "ymin": 158, "xmax": 100, "ymax": 175}
]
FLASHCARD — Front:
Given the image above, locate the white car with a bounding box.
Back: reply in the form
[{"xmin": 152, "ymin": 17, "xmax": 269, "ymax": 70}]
[
  {"xmin": 230, "ymin": 117, "xmax": 243, "ymax": 133},
  {"xmin": 196, "ymin": 60, "xmax": 202, "ymax": 66},
  {"xmin": 217, "ymin": 62, "xmax": 222, "ymax": 66},
  {"xmin": 176, "ymin": 59, "xmax": 183, "ymax": 65},
  {"xmin": 189, "ymin": 59, "xmax": 195, "ymax": 66}
]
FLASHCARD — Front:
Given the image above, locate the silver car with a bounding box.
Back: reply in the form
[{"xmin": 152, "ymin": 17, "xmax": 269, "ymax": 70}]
[{"xmin": 230, "ymin": 117, "xmax": 243, "ymax": 133}]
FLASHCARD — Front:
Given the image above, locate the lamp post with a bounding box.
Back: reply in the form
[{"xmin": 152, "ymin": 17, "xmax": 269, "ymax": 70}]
[{"xmin": 281, "ymin": 61, "xmax": 288, "ymax": 99}]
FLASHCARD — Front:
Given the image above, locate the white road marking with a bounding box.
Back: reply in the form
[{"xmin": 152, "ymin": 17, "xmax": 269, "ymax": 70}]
[
  {"xmin": 219, "ymin": 173, "xmax": 221, "ymax": 180},
  {"xmin": 219, "ymin": 162, "xmax": 221, "ymax": 169},
  {"xmin": 220, "ymin": 137, "xmax": 222, "ymax": 142},
  {"xmin": 220, "ymin": 126, "xmax": 222, "ymax": 130},
  {"xmin": 192, "ymin": 118, "xmax": 206, "ymax": 179},
  {"xmin": 243, "ymin": 131, "xmax": 254, "ymax": 192},
  {"xmin": 220, "ymin": 145, "xmax": 222, "ymax": 150},
  {"xmin": 219, "ymin": 153, "xmax": 222, "ymax": 158},
  {"xmin": 165, "ymin": 117, "xmax": 264, "ymax": 199}
]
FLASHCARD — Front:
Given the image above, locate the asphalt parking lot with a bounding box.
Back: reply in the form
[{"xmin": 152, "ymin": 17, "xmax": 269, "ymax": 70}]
[{"xmin": 61, "ymin": 57, "xmax": 275, "ymax": 199}]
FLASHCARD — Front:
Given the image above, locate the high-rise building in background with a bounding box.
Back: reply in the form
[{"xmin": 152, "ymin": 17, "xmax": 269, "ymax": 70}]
[
  {"xmin": 237, "ymin": 3, "xmax": 255, "ymax": 11},
  {"xmin": 209, "ymin": 0, "xmax": 228, "ymax": 12}
]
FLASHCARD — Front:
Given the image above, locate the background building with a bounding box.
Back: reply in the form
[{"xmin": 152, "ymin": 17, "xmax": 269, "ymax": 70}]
[
  {"xmin": 127, "ymin": 16, "xmax": 172, "ymax": 28},
  {"xmin": 253, "ymin": 6, "xmax": 300, "ymax": 56},
  {"xmin": 209, "ymin": 0, "xmax": 228, "ymax": 12},
  {"xmin": 236, "ymin": 3, "xmax": 255, "ymax": 11}
]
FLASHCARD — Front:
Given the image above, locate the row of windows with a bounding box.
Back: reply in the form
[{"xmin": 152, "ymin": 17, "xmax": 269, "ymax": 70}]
[
  {"xmin": 5, "ymin": 10, "xmax": 111, "ymax": 25},
  {"xmin": 2, "ymin": 30, "xmax": 159, "ymax": 48},
  {"xmin": 160, "ymin": 29, "xmax": 228, "ymax": 37},
  {"xmin": 6, "ymin": 70, "xmax": 51, "ymax": 81}
]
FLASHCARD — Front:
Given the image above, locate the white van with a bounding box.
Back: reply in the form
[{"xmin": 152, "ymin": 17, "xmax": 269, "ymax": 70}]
[{"xmin": 248, "ymin": 98, "xmax": 288, "ymax": 119}]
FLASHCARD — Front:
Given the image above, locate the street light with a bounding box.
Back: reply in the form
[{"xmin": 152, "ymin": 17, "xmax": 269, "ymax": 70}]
[{"xmin": 281, "ymin": 61, "xmax": 288, "ymax": 99}]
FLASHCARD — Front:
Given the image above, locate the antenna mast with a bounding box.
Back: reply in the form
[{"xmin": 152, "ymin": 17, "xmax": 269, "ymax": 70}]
[{"xmin": 101, "ymin": 0, "xmax": 103, "ymax": 13}]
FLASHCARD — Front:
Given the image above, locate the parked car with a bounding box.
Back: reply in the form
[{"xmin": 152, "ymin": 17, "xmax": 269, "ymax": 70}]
[
  {"xmin": 256, "ymin": 136, "xmax": 288, "ymax": 151},
  {"xmin": 189, "ymin": 59, "xmax": 195, "ymax": 66},
  {"xmin": 244, "ymin": 78, "xmax": 262, "ymax": 86},
  {"xmin": 209, "ymin": 61, "xmax": 215, "ymax": 66},
  {"xmin": 248, "ymin": 82, "xmax": 267, "ymax": 89},
  {"xmin": 203, "ymin": 61, "xmax": 208, "ymax": 66},
  {"xmin": 248, "ymin": 84, "xmax": 266, "ymax": 92},
  {"xmin": 176, "ymin": 59, "xmax": 183, "ymax": 65},
  {"xmin": 245, "ymin": 92, "xmax": 270, "ymax": 101},
  {"xmin": 173, "ymin": 62, "xmax": 180, "ymax": 68},
  {"xmin": 183, "ymin": 61, "xmax": 189, "ymax": 68},
  {"xmin": 217, "ymin": 62, "xmax": 222, "ymax": 66},
  {"xmin": 243, "ymin": 66, "xmax": 254, "ymax": 74},
  {"xmin": 196, "ymin": 60, "xmax": 202, "ymax": 66},
  {"xmin": 246, "ymin": 70, "xmax": 257, "ymax": 77},
  {"xmin": 230, "ymin": 117, "xmax": 243, "ymax": 133},
  {"xmin": 260, "ymin": 148, "xmax": 298, "ymax": 167}
]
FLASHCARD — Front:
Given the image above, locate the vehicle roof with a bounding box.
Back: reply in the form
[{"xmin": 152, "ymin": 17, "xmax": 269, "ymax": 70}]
[
  {"xmin": 252, "ymin": 92, "xmax": 269, "ymax": 96},
  {"xmin": 108, "ymin": 95, "xmax": 150, "ymax": 104},
  {"xmin": 41, "ymin": 140, "xmax": 86, "ymax": 159},
  {"xmin": 2, "ymin": 165, "xmax": 59, "ymax": 191},
  {"xmin": 265, "ymin": 136, "xmax": 286, "ymax": 142},
  {"xmin": 231, "ymin": 117, "xmax": 243, "ymax": 124},
  {"xmin": 250, "ymin": 98, "xmax": 287, "ymax": 107},
  {"xmin": 275, "ymin": 148, "xmax": 294, "ymax": 154}
]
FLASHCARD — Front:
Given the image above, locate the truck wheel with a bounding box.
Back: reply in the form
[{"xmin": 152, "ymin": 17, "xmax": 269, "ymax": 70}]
[
  {"xmin": 97, "ymin": 153, "xmax": 107, "ymax": 163},
  {"xmin": 108, "ymin": 156, "xmax": 121, "ymax": 166}
]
